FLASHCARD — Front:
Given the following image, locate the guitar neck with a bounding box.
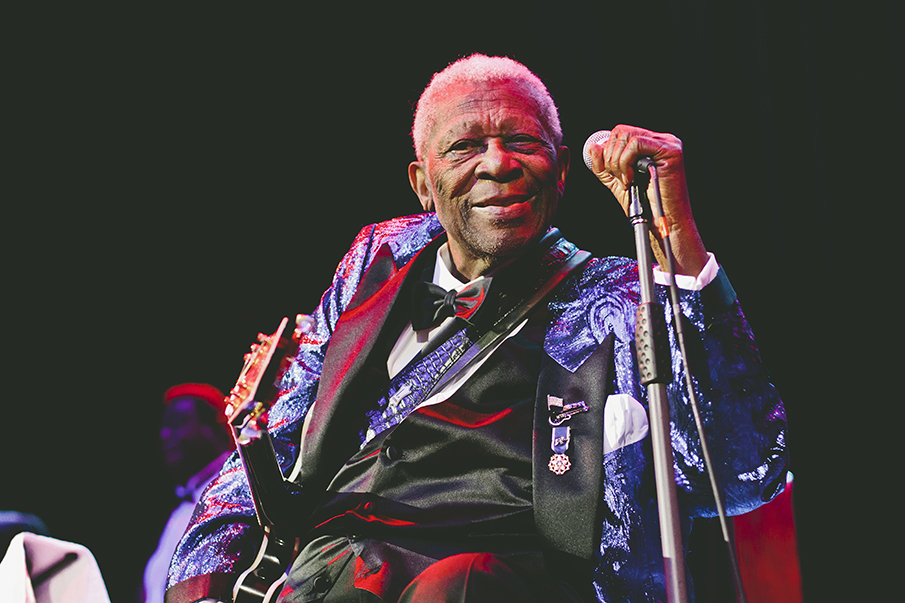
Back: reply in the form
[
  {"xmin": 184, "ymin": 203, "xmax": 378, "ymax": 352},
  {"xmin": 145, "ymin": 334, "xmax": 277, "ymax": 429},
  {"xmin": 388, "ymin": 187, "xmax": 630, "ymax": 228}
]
[{"xmin": 225, "ymin": 316, "xmax": 310, "ymax": 603}]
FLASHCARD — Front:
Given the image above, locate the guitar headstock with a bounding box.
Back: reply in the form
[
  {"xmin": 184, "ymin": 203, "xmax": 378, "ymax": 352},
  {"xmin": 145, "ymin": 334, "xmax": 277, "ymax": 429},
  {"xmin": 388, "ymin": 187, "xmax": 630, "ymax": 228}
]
[{"xmin": 225, "ymin": 315, "xmax": 314, "ymax": 439}]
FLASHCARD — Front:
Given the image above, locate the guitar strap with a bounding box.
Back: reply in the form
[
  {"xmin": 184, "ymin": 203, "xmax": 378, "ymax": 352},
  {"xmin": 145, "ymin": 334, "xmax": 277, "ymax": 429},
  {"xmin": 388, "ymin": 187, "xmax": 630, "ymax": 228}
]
[
  {"xmin": 362, "ymin": 231, "xmax": 591, "ymax": 446},
  {"xmin": 422, "ymin": 241, "xmax": 591, "ymax": 402}
]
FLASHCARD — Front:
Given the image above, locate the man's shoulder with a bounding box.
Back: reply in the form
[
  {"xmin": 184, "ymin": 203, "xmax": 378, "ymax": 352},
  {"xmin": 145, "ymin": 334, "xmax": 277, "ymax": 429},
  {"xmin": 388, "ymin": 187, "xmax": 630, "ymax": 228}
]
[
  {"xmin": 352, "ymin": 213, "xmax": 444, "ymax": 267},
  {"xmin": 543, "ymin": 250, "xmax": 640, "ymax": 372},
  {"xmin": 551, "ymin": 242, "xmax": 638, "ymax": 302},
  {"xmin": 576, "ymin": 254, "xmax": 638, "ymax": 293}
]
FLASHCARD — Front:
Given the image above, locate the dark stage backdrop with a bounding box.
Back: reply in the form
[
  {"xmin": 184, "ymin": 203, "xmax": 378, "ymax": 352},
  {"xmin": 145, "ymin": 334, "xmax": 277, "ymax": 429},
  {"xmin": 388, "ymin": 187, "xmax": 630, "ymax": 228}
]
[{"xmin": 4, "ymin": 3, "xmax": 900, "ymax": 602}]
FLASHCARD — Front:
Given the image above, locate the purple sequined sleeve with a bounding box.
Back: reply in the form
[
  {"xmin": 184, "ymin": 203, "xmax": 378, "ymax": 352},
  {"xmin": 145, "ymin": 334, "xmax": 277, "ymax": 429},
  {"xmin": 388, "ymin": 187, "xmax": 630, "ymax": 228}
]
[{"xmin": 662, "ymin": 281, "xmax": 788, "ymax": 516}]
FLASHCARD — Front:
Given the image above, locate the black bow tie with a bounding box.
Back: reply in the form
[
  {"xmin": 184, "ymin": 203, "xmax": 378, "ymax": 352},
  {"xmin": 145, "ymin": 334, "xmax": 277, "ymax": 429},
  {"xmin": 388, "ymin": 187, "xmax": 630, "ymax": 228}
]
[{"xmin": 411, "ymin": 278, "xmax": 492, "ymax": 331}]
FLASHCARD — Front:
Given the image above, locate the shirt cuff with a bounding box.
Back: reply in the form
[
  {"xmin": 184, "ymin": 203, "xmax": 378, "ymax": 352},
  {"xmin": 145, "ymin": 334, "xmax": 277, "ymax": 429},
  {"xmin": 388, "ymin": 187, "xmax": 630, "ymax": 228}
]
[{"xmin": 653, "ymin": 252, "xmax": 719, "ymax": 291}]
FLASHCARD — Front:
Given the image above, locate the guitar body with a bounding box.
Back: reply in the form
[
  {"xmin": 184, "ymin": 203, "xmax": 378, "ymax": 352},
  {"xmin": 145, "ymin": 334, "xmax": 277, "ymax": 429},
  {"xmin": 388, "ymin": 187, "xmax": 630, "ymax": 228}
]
[{"xmin": 233, "ymin": 529, "xmax": 299, "ymax": 603}]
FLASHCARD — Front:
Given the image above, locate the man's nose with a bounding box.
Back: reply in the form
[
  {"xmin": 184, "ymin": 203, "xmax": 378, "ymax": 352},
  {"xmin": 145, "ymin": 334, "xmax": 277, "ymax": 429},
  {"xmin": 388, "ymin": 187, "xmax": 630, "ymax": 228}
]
[{"xmin": 474, "ymin": 139, "xmax": 520, "ymax": 181}]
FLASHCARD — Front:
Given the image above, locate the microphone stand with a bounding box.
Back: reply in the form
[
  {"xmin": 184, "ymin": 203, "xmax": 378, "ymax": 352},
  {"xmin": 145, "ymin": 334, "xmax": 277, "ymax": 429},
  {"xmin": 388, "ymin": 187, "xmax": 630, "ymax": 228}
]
[
  {"xmin": 627, "ymin": 165, "xmax": 689, "ymax": 603},
  {"xmin": 629, "ymin": 162, "xmax": 749, "ymax": 603}
]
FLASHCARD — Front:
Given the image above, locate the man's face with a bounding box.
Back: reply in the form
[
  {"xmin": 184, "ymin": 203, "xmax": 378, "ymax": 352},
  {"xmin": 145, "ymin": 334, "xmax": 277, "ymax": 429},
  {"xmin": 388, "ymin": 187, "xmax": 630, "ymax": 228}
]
[
  {"xmin": 410, "ymin": 80, "xmax": 569, "ymax": 279},
  {"xmin": 160, "ymin": 397, "xmax": 225, "ymax": 483}
]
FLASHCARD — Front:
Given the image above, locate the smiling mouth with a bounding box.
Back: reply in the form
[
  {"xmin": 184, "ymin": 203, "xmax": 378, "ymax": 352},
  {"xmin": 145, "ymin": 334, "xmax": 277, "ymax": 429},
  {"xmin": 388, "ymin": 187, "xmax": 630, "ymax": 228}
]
[
  {"xmin": 473, "ymin": 193, "xmax": 531, "ymax": 208},
  {"xmin": 472, "ymin": 197, "xmax": 533, "ymax": 221}
]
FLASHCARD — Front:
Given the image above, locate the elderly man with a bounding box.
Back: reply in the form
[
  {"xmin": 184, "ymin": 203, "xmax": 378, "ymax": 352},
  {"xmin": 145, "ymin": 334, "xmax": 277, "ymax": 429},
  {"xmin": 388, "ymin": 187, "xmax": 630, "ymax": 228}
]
[{"xmin": 165, "ymin": 54, "xmax": 787, "ymax": 603}]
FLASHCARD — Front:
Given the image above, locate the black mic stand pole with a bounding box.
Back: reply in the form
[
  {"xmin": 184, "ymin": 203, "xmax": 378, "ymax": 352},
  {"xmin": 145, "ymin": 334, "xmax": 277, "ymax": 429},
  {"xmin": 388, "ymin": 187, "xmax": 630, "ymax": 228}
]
[{"xmin": 627, "ymin": 165, "xmax": 689, "ymax": 603}]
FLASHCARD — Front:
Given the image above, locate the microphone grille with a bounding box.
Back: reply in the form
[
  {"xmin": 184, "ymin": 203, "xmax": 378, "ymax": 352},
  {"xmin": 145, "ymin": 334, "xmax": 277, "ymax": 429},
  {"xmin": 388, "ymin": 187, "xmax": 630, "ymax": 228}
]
[{"xmin": 582, "ymin": 130, "xmax": 611, "ymax": 171}]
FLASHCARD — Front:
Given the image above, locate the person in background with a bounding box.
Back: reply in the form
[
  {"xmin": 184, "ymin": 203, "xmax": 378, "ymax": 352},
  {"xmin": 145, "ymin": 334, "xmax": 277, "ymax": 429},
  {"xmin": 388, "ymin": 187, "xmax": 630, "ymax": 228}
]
[{"xmin": 143, "ymin": 383, "xmax": 233, "ymax": 603}]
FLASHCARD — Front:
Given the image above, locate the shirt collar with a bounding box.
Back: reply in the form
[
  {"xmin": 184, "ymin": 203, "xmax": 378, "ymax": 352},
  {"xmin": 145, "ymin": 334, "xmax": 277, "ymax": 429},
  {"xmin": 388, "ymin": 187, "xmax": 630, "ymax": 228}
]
[{"xmin": 433, "ymin": 242, "xmax": 513, "ymax": 290}]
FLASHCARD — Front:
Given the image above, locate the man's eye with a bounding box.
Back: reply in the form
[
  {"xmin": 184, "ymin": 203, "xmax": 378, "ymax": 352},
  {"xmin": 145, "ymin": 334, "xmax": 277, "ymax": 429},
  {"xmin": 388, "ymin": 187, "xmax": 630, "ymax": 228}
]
[
  {"xmin": 507, "ymin": 135, "xmax": 542, "ymax": 149},
  {"xmin": 448, "ymin": 140, "xmax": 479, "ymax": 153}
]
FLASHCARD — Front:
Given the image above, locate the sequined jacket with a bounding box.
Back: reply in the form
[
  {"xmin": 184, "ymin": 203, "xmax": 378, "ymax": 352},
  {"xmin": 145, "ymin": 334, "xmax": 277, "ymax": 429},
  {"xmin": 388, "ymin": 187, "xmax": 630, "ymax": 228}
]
[{"xmin": 168, "ymin": 213, "xmax": 788, "ymax": 603}]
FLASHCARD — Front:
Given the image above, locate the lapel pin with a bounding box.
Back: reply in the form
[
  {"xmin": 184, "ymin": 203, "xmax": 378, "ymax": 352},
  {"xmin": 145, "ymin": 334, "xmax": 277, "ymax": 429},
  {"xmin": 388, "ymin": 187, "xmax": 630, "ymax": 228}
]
[
  {"xmin": 548, "ymin": 425, "xmax": 572, "ymax": 475},
  {"xmin": 546, "ymin": 395, "xmax": 589, "ymax": 475}
]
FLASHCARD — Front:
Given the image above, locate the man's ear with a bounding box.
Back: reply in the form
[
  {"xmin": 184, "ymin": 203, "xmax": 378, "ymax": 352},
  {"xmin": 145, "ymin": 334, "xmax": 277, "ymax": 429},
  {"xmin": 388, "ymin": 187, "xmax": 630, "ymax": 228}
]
[
  {"xmin": 557, "ymin": 146, "xmax": 570, "ymax": 196},
  {"xmin": 408, "ymin": 161, "xmax": 434, "ymax": 211}
]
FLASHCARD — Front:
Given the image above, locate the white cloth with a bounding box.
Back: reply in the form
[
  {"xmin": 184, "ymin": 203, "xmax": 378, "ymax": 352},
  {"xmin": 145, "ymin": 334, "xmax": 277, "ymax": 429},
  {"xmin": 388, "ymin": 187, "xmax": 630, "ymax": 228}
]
[
  {"xmin": 142, "ymin": 450, "xmax": 232, "ymax": 603},
  {"xmin": 653, "ymin": 252, "xmax": 719, "ymax": 290},
  {"xmin": 0, "ymin": 532, "xmax": 110, "ymax": 603},
  {"xmin": 603, "ymin": 394, "xmax": 651, "ymax": 454}
]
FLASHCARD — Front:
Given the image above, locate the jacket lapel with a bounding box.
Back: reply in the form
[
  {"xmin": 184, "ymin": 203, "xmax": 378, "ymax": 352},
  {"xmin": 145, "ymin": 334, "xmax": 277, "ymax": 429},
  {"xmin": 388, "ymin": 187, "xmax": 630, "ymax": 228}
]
[
  {"xmin": 534, "ymin": 332, "xmax": 615, "ymax": 573},
  {"xmin": 297, "ymin": 236, "xmax": 444, "ymax": 488}
]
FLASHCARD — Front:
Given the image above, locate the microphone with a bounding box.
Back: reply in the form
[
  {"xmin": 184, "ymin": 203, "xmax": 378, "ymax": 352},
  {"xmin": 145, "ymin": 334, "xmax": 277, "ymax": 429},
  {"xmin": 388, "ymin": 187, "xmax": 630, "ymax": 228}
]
[
  {"xmin": 581, "ymin": 130, "xmax": 610, "ymax": 171},
  {"xmin": 582, "ymin": 130, "xmax": 655, "ymax": 173}
]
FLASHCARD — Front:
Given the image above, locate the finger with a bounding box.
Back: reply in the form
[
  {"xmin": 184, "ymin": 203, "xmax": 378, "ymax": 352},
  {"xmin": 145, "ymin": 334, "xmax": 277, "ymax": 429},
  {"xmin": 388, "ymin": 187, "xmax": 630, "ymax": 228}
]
[
  {"xmin": 609, "ymin": 126, "xmax": 640, "ymax": 186},
  {"xmin": 586, "ymin": 137, "xmax": 606, "ymax": 175},
  {"xmin": 619, "ymin": 128, "xmax": 658, "ymax": 184},
  {"xmin": 588, "ymin": 141, "xmax": 624, "ymax": 194}
]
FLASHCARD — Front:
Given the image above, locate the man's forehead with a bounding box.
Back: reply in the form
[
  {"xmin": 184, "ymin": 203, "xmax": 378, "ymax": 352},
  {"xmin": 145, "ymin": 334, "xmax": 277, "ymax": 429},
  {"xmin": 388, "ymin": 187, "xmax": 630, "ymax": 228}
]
[{"xmin": 430, "ymin": 81, "xmax": 547, "ymax": 139}]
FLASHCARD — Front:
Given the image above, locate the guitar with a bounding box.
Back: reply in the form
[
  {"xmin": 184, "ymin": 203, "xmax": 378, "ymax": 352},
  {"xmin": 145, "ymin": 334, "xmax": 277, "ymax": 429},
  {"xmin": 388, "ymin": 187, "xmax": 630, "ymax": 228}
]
[{"xmin": 224, "ymin": 315, "xmax": 313, "ymax": 603}]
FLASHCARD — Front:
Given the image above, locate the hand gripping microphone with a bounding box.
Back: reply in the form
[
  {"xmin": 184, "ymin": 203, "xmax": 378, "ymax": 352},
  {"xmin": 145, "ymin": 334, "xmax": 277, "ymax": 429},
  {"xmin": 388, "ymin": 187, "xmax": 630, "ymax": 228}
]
[{"xmin": 581, "ymin": 130, "xmax": 654, "ymax": 173}]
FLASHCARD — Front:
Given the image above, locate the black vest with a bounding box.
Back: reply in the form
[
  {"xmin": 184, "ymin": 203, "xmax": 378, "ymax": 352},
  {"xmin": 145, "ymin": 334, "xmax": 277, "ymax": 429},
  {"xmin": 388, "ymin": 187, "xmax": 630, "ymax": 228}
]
[{"xmin": 307, "ymin": 311, "xmax": 548, "ymax": 547}]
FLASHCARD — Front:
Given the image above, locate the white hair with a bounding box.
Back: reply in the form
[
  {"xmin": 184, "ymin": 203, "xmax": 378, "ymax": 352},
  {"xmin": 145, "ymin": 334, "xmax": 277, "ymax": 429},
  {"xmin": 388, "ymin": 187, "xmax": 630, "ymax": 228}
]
[{"xmin": 411, "ymin": 54, "xmax": 562, "ymax": 161}]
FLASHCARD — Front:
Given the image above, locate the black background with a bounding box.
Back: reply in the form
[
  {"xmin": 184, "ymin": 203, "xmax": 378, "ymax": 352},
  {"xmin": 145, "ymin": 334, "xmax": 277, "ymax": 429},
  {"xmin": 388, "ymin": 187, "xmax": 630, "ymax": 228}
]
[{"xmin": 4, "ymin": 2, "xmax": 900, "ymax": 601}]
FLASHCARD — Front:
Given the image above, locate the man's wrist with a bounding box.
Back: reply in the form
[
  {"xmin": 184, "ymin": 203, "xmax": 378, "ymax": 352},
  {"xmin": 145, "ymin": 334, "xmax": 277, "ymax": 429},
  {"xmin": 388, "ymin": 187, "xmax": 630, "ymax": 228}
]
[{"xmin": 653, "ymin": 252, "xmax": 718, "ymax": 290}]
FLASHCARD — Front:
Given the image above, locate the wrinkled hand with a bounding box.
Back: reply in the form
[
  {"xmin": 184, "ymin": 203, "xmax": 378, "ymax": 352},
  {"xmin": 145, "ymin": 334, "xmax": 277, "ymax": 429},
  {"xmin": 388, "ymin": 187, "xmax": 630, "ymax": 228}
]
[{"xmin": 585, "ymin": 125, "xmax": 708, "ymax": 276}]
